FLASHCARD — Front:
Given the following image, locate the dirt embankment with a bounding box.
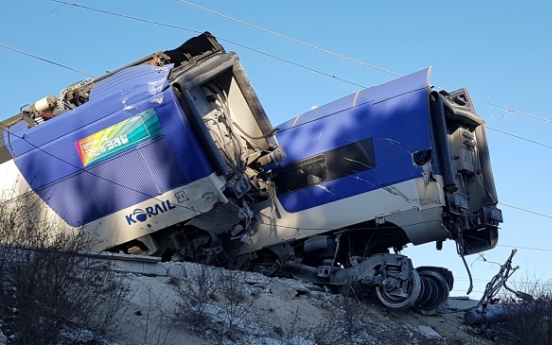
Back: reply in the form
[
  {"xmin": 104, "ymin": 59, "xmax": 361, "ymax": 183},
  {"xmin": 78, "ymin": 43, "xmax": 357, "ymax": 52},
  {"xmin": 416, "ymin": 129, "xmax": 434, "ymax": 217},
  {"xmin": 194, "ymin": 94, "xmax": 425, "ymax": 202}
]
[{"xmin": 100, "ymin": 263, "xmax": 491, "ymax": 345}]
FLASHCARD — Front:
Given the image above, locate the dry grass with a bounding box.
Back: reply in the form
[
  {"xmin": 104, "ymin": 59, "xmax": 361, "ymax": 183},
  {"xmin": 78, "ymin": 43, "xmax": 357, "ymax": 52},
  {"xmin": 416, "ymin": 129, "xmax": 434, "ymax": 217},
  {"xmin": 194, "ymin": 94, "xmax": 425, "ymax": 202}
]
[{"xmin": 0, "ymin": 194, "xmax": 129, "ymax": 344}]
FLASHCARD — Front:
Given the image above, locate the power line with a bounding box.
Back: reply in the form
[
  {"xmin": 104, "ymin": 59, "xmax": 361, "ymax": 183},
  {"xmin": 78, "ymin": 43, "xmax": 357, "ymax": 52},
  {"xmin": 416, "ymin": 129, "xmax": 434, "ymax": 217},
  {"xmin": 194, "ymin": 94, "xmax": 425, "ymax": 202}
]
[
  {"xmin": 475, "ymin": 98, "xmax": 552, "ymax": 125},
  {"xmin": 451, "ymin": 289, "xmax": 507, "ymax": 295},
  {"xmin": 498, "ymin": 244, "xmax": 552, "ymax": 253},
  {"xmin": 2, "ymin": 25, "xmax": 552, "ymax": 279},
  {"xmin": 2, "ymin": 10, "xmax": 551, "ymax": 195},
  {"xmin": 0, "ymin": 43, "xmax": 95, "ymax": 78},
  {"xmin": 2, "ymin": 45, "xmax": 551, "ymax": 225},
  {"xmin": 177, "ymin": 0, "xmax": 552, "ymax": 127},
  {"xmin": 7, "ymin": 111, "xmax": 548, "ymax": 251},
  {"xmin": 177, "ymin": 0, "xmax": 402, "ymax": 78},
  {"xmin": 453, "ymin": 276, "xmax": 549, "ymax": 286},
  {"xmin": 49, "ymin": 1, "xmax": 202, "ymax": 36},
  {"xmin": 455, "ymin": 277, "xmax": 492, "ymax": 283},
  {"xmin": 3, "ymin": 45, "xmax": 551, "ymax": 156},
  {"xmin": 4, "ymin": 108, "xmax": 552, "ymax": 251},
  {"xmin": 488, "ymin": 127, "xmax": 552, "ymax": 151},
  {"xmin": 500, "ymin": 202, "xmax": 552, "ymax": 220},
  {"xmin": 4, "ymin": 13, "xmax": 548, "ymax": 157},
  {"xmin": 49, "ymin": 1, "xmax": 365, "ymax": 89}
]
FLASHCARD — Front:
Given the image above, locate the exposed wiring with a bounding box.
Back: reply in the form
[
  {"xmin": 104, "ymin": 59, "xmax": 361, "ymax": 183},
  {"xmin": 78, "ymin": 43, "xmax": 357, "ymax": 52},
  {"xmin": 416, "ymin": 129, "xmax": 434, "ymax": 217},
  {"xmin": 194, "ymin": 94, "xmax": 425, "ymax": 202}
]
[
  {"xmin": 461, "ymin": 254, "xmax": 474, "ymax": 295},
  {"xmin": 476, "ymin": 249, "xmax": 521, "ymax": 308},
  {"xmin": 476, "ymin": 254, "xmax": 503, "ymax": 268}
]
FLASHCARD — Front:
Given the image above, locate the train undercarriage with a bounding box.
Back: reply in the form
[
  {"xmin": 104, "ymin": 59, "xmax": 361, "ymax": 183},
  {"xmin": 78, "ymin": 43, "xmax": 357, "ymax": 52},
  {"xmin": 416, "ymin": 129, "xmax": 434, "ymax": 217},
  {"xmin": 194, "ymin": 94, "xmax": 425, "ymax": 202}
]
[{"xmin": 113, "ymin": 220, "xmax": 453, "ymax": 312}]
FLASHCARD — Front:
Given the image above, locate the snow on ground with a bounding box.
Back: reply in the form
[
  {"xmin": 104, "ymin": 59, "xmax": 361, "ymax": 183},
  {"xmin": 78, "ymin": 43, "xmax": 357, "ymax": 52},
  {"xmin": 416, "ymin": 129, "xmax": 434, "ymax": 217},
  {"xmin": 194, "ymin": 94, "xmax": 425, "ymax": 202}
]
[
  {"xmin": 97, "ymin": 262, "xmax": 491, "ymax": 345},
  {"xmin": 0, "ymin": 260, "xmax": 491, "ymax": 345}
]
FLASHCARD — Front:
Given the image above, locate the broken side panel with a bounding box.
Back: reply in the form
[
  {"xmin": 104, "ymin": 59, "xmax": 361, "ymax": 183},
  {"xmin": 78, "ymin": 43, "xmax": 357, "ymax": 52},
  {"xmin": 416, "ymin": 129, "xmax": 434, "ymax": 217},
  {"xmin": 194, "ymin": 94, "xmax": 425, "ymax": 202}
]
[{"xmin": 169, "ymin": 35, "xmax": 285, "ymax": 197}]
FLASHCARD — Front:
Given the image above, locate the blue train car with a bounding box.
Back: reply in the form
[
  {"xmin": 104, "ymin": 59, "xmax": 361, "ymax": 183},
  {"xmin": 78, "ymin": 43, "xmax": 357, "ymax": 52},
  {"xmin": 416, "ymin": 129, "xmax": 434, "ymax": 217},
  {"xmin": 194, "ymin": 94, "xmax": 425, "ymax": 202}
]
[
  {"xmin": 0, "ymin": 33, "xmax": 284, "ymax": 255},
  {"xmin": 248, "ymin": 68, "xmax": 501, "ymax": 255},
  {"xmin": 0, "ymin": 33, "xmax": 502, "ymax": 311}
]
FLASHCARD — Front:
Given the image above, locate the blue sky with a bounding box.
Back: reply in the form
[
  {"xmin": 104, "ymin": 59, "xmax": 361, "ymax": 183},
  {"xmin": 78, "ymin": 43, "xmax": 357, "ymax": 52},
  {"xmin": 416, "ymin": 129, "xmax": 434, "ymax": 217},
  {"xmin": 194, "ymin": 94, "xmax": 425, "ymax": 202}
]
[{"xmin": 1, "ymin": 1, "xmax": 552, "ymax": 298}]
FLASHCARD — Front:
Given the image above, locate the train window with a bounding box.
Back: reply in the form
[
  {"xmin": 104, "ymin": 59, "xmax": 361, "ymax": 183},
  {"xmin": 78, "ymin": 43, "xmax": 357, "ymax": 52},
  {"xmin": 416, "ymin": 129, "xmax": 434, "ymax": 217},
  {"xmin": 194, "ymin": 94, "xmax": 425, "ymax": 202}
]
[
  {"xmin": 326, "ymin": 137, "xmax": 376, "ymax": 179},
  {"xmin": 273, "ymin": 137, "xmax": 375, "ymax": 195},
  {"xmin": 273, "ymin": 155, "xmax": 327, "ymax": 194}
]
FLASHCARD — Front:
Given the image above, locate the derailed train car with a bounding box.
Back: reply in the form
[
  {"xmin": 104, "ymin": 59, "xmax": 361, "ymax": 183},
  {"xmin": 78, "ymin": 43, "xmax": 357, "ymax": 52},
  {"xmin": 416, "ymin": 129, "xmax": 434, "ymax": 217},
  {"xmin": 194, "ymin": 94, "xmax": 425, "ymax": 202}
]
[{"xmin": 0, "ymin": 33, "xmax": 502, "ymax": 311}]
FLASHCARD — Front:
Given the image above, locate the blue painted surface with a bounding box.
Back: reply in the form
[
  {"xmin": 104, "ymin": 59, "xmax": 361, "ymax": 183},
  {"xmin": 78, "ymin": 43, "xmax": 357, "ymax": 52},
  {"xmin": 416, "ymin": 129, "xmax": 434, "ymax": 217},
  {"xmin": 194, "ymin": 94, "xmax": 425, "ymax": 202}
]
[
  {"xmin": 3, "ymin": 66, "xmax": 436, "ymax": 223},
  {"xmin": 89, "ymin": 64, "xmax": 172, "ymax": 105},
  {"xmin": 278, "ymin": 68, "xmax": 430, "ymax": 132},
  {"xmin": 5, "ymin": 65, "xmax": 214, "ymax": 226},
  {"xmin": 35, "ymin": 136, "xmax": 186, "ymax": 226},
  {"xmin": 5, "ymin": 65, "xmax": 173, "ymax": 157},
  {"xmin": 274, "ymin": 69, "xmax": 435, "ymax": 213}
]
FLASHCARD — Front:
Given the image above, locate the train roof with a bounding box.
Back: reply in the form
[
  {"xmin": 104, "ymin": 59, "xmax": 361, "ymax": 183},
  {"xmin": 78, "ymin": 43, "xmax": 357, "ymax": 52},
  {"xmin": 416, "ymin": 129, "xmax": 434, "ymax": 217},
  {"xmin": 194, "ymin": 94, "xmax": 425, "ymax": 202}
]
[{"xmin": 277, "ymin": 68, "xmax": 431, "ymax": 132}]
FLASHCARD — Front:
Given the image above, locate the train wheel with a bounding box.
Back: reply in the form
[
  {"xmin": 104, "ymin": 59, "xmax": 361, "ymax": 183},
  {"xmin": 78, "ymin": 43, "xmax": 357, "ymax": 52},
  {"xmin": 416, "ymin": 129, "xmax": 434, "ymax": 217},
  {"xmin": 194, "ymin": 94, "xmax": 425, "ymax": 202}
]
[
  {"xmin": 251, "ymin": 254, "xmax": 281, "ymax": 277},
  {"xmin": 414, "ymin": 267, "xmax": 450, "ymax": 314},
  {"xmin": 375, "ymin": 269, "xmax": 421, "ymax": 310},
  {"xmin": 416, "ymin": 266, "xmax": 453, "ymax": 291}
]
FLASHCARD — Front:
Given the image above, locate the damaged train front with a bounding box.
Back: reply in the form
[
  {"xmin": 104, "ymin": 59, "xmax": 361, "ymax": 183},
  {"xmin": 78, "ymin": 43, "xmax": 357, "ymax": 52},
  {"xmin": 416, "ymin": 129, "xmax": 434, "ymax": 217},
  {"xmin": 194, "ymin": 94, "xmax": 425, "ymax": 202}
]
[
  {"xmin": 429, "ymin": 88, "xmax": 503, "ymax": 257},
  {"xmin": 157, "ymin": 33, "xmax": 287, "ymax": 262}
]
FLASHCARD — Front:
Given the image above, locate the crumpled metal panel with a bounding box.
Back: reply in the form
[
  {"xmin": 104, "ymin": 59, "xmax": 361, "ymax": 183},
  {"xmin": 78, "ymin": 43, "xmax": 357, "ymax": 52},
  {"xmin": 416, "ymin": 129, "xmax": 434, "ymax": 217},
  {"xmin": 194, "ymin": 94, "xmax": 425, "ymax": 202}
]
[{"xmin": 89, "ymin": 64, "xmax": 173, "ymax": 108}]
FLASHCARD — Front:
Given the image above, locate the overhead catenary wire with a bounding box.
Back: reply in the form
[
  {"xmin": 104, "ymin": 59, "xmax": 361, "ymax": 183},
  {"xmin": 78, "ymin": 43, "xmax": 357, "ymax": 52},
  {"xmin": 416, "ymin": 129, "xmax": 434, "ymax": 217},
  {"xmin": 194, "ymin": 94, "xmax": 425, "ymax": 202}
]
[
  {"xmin": 3, "ymin": 116, "xmax": 552, "ymax": 256},
  {"xmin": 0, "ymin": 43, "xmax": 95, "ymax": 78},
  {"xmin": 177, "ymin": 0, "xmax": 402, "ymax": 78},
  {"xmin": 2, "ymin": 119, "xmax": 552, "ymax": 256},
  {"xmin": 500, "ymin": 202, "xmax": 552, "ymax": 220},
  {"xmin": 177, "ymin": 0, "xmax": 552, "ymax": 127},
  {"xmin": 499, "ymin": 244, "xmax": 552, "ymax": 253},
  {"xmin": 475, "ymin": 98, "xmax": 552, "ymax": 125},
  {"xmin": 49, "ymin": 0, "xmax": 366, "ymax": 89},
  {"xmin": 1, "ymin": 117, "xmax": 552, "ymax": 260},
  {"xmin": 4, "ymin": 2, "xmax": 547, "ymax": 302},
  {"xmin": 13, "ymin": 122, "xmax": 550, "ymax": 253},
  {"xmin": 2, "ymin": 40, "xmax": 551, "ymax": 156},
  {"xmin": 6, "ymin": 120, "xmax": 551, "ymax": 254},
  {"xmin": 455, "ymin": 278, "xmax": 550, "ymax": 287},
  {"xmin": 488, "ymin": 127, "xmax": 552, "ymax": 151},
  {"xmin": 6, "ymin": 112, "xmax": 552, "ymax": 255}
]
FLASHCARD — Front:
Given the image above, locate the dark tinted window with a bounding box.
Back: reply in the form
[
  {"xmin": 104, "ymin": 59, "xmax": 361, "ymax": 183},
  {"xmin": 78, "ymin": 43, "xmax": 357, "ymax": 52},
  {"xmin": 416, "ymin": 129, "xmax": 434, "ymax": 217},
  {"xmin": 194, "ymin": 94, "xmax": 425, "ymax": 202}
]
[{"xmin": 273, "ymin": 137, "xmax": 375, "ymax": 195}]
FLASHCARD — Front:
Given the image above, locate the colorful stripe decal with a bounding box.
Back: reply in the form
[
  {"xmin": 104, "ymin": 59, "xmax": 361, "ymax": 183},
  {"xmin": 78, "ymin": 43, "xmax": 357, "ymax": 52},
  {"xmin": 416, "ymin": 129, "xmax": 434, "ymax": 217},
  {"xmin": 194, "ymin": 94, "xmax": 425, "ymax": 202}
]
[{"xmin": 75, "ymin": 108, "xmax": 162, "ymax": 167}]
